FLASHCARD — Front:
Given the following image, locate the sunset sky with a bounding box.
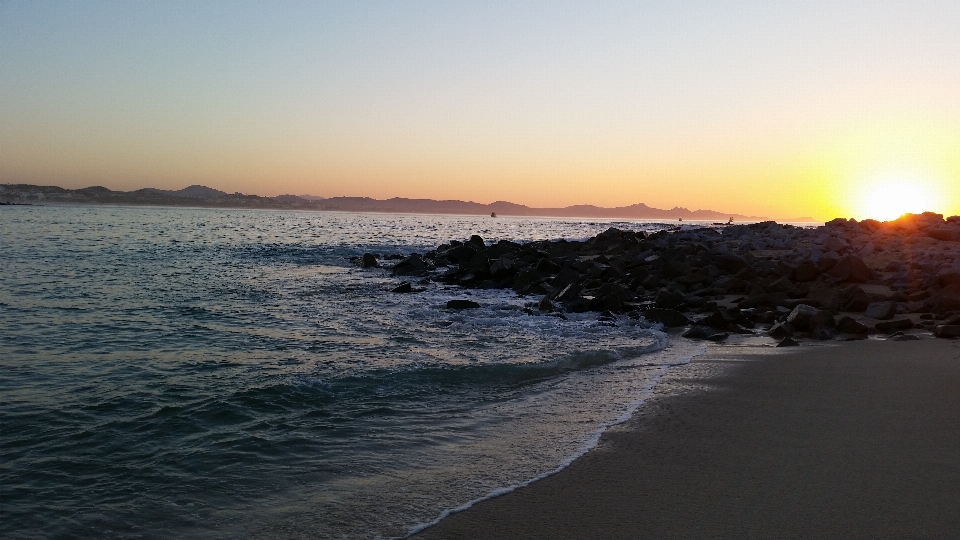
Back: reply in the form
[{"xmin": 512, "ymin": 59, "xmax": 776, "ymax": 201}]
[{"xmin": 2, "ymin": 1, "xmax": 959, "ymax": 220}]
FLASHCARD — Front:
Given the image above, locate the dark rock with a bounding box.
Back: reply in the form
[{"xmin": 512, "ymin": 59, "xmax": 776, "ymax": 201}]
[
  {"xmin": 446, "ymin": 299, "xmax": 480, "ymax": 309},
  {"xmin": 889, "ymin": 334, "xmax": 920, "ymax": 341},
  {"xmin": 655, "ymin": 288, "xmax": 686, "ymax": 309},
  {"xmin": 706, "ymin": 333, "xmax": 730, "ymax": 342},
  {"xmin": 933, "ymin": 324, "xmax": 960, "ymax": 338},
  {"xmin": 785, "ymin": 304, "xmax": 820, "ymax": 331},
  {"xmin": 642, "ymin": 308, "xmax": 690, "ymax": 327},
  {"xmin": 393, "ymin": 254, "xmax": 430, "ymax": 276},
  {"xmin": 682, "ymin": 325, "xmax": 716, "ymax": 339},
  {"xmin": 826, "ymin": 255, "xmax": 875, "ymax": 283},
  {"xmin": 714, "ymin": 253, "xmax": 749, "ymax": 274},
  {"xmin": 469, "ymin": 234, "xmax": 485, "ymax": 247},
  {"xmin": 864, "ymin": 301, "xmax": 897, "ymax": 320},
  {"xmin": 536, "ymin": 258, "xmax": 562, "ymax": 274},
  {"xmin": 806, "ymin": 286, "xmax": 841, "ymax": 312},
  {"xmin": 842, "ymin": 287, "xmax": 872, "ymax": 312},
  {"xmin": 777, "ymin": 337, "xmax": 800, "ymax": 347},
  {"xmin": 391, "ymin": 282, "xmax": 413, "ymax": 293},
  {"xmin": 361, "ymin": 253, "xmax": 379, "ymax": 268},
  {"xmin": 550, "ymin": 268, "xmax": 582, "ymax": 290},
  {"xmin": 810, "ymin": 325, "xmax": 837, "ymax": 340},
  {"xmin": 836, "ymin": 316, "xmax": 869, "ymax": 334},
  {"xmin": 513, "ymin": 268, "xmax": 543, "ymax": 291},
  {"xmin": 928, "ymin": 228, "xmax": 960, "ymax": 241},
  {"xmin": 875, "ymin": 318, "xmax": 914, "ymax": 333},
  {"xmin": 939, "ymin": 272, "xmax": 960, "ymax": 287},
  {"xmin": 538, "ymin": 297, "xmax": 555, "ymax": 312},
  {"xmin": 768, "ymin": 322, "xmax": 793, "ymax": 339},
  {"xmin": 792, "ymin": 260, "xmax": 820, "ymax": 282}
]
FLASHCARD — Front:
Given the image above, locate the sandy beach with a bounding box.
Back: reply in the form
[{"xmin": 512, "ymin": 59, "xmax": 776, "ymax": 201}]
[{"xmin": 415, "ymin": 338, "xmax": 960, "ymax": 539}]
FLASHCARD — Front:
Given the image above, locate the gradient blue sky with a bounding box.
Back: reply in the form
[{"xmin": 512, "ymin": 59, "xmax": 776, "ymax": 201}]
[{"xmin": 2, "ymin": 1, "xmax": 958, "ymax": 218}]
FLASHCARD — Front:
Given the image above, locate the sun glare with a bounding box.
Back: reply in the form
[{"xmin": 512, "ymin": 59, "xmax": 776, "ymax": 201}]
[{"xmin": 860, "ymin": 179, "xmax": 933, "ymax": 222}]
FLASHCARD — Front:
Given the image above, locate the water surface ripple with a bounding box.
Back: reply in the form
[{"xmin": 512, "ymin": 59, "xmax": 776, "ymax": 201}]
[{"xmin": 1, "ymin": 206, "xmax": 692, "ymax": 539}]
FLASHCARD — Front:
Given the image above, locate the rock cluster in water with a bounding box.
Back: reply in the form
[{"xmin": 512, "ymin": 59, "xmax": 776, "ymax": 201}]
[{"xmin": 359, "ymin": 212, "xmax": 960, "ymax": 343}]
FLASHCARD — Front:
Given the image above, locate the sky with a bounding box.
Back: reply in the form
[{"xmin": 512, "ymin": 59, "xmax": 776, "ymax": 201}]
[{"xmin": 2, "ymin": 0, "xmax": 959, "ymax": 220}]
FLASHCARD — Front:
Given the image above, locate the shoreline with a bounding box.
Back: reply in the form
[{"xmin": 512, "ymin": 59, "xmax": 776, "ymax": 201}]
[{"xmin": 414, "ymin": 338, "xmax": 960, "ymax": 539}]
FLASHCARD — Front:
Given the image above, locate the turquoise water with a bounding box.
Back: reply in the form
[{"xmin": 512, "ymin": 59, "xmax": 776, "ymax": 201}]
[{"xmin": 1, "ymin": 205, "xmax": 696, "ymax": 539}]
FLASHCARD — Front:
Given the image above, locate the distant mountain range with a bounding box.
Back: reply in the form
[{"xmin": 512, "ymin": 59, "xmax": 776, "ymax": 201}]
[{"xmin": 1, "ymin": 183, "xmax": 808, "ymax": 221}]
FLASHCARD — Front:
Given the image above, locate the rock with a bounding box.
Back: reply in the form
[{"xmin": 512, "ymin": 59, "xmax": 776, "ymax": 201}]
[
  {"xmin": 938, "ymin": 272, "xmax": 960, "ymax": 287},
  {"xmin": 842, "ymin": 287, "xmax": 872, "ymax": 312},
  {"xmin": 768, "ymin": 322, "xmax": 793, "ymax": 339},
  {"xmin": 391, "ymin": 282, "xmax": 413, "ymax": 293},
  {"xmin": 792, "ymin": 260, "xmax": 820, "ymax": 282},
  {"xmin": 642, "ymin": 308, "xmax": 691, "ymax": 327},
  {"xmin": 538, "ymin": 297, "xmax": 556, "ymax": 312},
  {"xmin": 806, "ymin": 287, "xmax": 842, "ymax": 312},
  {"xmin": 714, "ymin": 253, "xmax": 749, "ymax": 274},
  {"xmin": 706, "ymin": 333, "xmax": 730, "ymax": 342},
  {"xmin": 822, "ymin": 236, "xmax": 848, "ymax": 253},
  {"xmin": 536, "ymin": 258, "xmax": 562, "ymax": 274},
  {"xmin": 933, "ymin": 325, "xmax": 960, "ymax": 338},
  {"xmin": 446, "ymin": 299, "xmax": 480, "ymax": 309},
  {"xmin": 550, "ymin": 268, "xmax": 582, "ymax": 290},
  {"xmin": 826, "ymin": 255, "xmax": 875, "ymax": 283},
  {"xmin": 512, "ymin": 268, "xmax": 543, "ymax": 291},
  {"xmin": 864, "ymin": 301, "xmax": 897, "ymax": 320},
  {"xmin": 928, "ymin": 228, "xmax": 960, "ymax": 241},
  {"xmin": 836, "ymin": 316, "xmax": 869, "ymax": 334},
  {"xmin": 361, "ymin": 253, "xmax": 379, "ymax": 268},
  {"xmin": 393, "ymin": 254, "xmax": 429, "ymax": 276},
  {"xmin": 469, "ymin": 235, "xmax": 485, "ymax": 247},
  {"xmin": 785, "ymin": 304, "xmax": 819, "ymax": 331},
  {"xmin": 682, "ymin": 325, "xmax": 716, "ymax": 339},
  {"xmin": 655, "ymin": 288, "xmax": 686, "ymax": 309},
  {"xmin": 811, "ymin": 325, "xmax": 837, "ymax": 340},
  {"xmin": 889, "ymin": 334, "xmax": 920, "ymax": 341},
  {"xmin": 875, "ymin": 319, "xmax": 914, "ymax": 333},
  {"xmin": 777, "ymin": 337, "xmax": 800, "ymax": 347}
]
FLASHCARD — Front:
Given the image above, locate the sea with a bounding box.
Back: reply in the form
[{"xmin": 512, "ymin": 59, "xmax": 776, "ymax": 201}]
[{"xmin": 0, "ymin": 205, "xmax": 706, "ymax": 540}]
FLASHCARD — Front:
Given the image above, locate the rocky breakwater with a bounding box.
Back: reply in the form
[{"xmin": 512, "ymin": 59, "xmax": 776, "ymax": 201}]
[{"xmin": 360, "ymin": 212, "xmax": 960, "ymax": 344}]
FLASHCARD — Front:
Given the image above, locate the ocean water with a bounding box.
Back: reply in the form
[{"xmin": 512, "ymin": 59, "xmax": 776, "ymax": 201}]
[{"xmin": 0, "ymin": 205, "xmax": 702, "ymax": 539}]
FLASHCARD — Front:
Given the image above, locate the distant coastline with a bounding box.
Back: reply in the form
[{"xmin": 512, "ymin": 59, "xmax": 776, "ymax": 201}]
[{"xmin": 0, "ymin": 183, "xmax": 811, "ymax": 222}]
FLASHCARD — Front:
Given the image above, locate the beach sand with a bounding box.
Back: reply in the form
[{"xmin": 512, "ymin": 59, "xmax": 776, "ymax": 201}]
[{"xmin": 414, "ymin": 338, "xmax": 960, "ymax": 539}]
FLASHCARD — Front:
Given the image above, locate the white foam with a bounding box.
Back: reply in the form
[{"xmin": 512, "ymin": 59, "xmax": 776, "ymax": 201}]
[{"xmin": 401, "ymin": 339, "xmax": 708, "ymax": 539}]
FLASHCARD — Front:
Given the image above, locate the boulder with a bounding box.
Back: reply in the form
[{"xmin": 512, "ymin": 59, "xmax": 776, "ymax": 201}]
[
  {"xmin": 655, "ymin": 288, "xmax": 686, "ymax": 309},
  {"xmin": 785, "ymin": 304, "xmax": 820, "ymax": 331},
  {"xmin": 642, "ymin": 308, "xmax": 691, "ymax": 327},
  {"xmin": 933, "ymin": 325, "xmax": 960, "ymax": 338},
  {"xmin": 889, "ymin": 334, "xmax": 920, "ymax": 341},
  {"xmin": 938, "ymin": 272, "xmax": 960, "ymax": 287},
  {"xmin": 928, "ymin": 228, "xmax": 960, "ymax": 241},
  {"xmin": 391, "ymin": 282, "xmax": 413, "ymax": 293},
  {"xmin": 714, "ymin": 253, "xmax": 749, "ymax": 274},
  {"xmin": 393, "ymin": 254, "xmax": 429, "ymax": 276},
  {"xmin": 810, "ymin": 325, "xmax": 837, "ymax": 340},
  {"xmin": 864, "ymin": 301, "xmax": 897, "ymax": 320},
  {"xmin": 768, "ymin": 322, "xmax": 794, "ymax": 339},
  {"xmin": 836, "ymin": 316, "xmax": 869, "ymax": 334},
  {"xmin": 777, "ymin": 337, "xmax": 800, "ymax": 347},
  {"xmin": 682, "ymin": 325, "xmax": 717, "ymax": 339},
  {"xmin": 822, "ymin": 236, "xmax": 848, "ymax": 253},
  {"xmin": 826, "ymin": 255, "xmax": 875, "ymax": 283},
  {"xmin": 361, "ymin": 253, "xmax": 379, "ymax": 268},
  {"xmin": 793, "ymin": 260, "xmax": 820, "ymax": 282},
  {"xmin": 842, "ymin": 287, "xmax": 872, "ymax": 312},
  {"xmin": 446, "ymin": 299, "xmax": 480, "ymax": 309},
  {"xmin": 806, "ymin": 287, "xmax": 842, "ymax": 312},
  {"xmin": 875, "ymin": 319, "xmax": 914, "ymax": 333}
]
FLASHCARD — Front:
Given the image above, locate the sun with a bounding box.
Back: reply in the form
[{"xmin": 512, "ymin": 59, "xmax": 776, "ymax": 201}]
[{"xmin": 859, "ymin": 179, "xmax": 933, "ymax": 222}]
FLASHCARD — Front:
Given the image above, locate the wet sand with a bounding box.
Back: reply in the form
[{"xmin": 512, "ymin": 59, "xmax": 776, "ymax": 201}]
[{"xmin": 414, "ymin": 338, "xmax": 960, "ymax": 539}]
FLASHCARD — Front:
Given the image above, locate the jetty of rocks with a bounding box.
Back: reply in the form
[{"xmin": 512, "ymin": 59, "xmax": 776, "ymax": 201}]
[{"xmin": 359, "ymin": 212, "xmax": 960, "ymax": 343}]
